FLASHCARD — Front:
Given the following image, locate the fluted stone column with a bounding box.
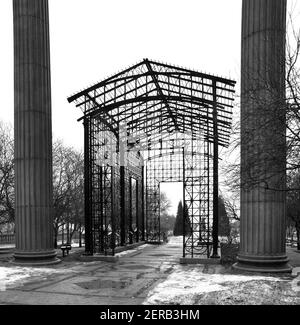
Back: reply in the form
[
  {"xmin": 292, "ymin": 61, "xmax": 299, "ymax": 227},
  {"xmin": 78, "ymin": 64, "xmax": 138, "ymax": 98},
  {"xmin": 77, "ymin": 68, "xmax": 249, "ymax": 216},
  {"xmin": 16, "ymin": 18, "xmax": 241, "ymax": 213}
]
[
  {"xmin": 234, "ymin": 0, "xmax": 291, "ymax": 272},
  {"xmin": 13, "ymin": 0, "xmax": 59, "ymax": 265}
]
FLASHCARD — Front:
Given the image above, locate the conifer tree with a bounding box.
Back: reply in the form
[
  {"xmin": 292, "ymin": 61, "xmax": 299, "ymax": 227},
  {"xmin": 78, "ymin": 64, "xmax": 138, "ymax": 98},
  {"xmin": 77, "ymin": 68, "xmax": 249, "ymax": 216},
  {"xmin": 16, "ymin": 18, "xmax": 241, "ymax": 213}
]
[{"xmin": 173, "ymin": 201, "xmax": 191, "ymax": 235}]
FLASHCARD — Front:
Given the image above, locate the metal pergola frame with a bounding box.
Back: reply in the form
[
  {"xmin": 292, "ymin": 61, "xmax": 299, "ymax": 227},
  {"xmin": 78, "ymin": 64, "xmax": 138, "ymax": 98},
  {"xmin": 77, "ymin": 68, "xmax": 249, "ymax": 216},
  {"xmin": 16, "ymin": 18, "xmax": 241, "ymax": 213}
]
[{"xmin": 68, "ymin": 58, "xmax": 236, "ymax": 257}]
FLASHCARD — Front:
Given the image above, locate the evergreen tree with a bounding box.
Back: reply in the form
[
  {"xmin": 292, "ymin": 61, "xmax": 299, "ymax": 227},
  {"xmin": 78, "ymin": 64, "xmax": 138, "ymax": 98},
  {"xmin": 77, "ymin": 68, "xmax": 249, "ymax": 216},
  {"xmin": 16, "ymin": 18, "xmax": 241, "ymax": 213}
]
[
  {"xmin": 173, "ymin": 201, "xmax": 191, "ymax": 236},
  {"xmin": 218, "ymin": 196, "xmax": 231, "ymax": 237}
]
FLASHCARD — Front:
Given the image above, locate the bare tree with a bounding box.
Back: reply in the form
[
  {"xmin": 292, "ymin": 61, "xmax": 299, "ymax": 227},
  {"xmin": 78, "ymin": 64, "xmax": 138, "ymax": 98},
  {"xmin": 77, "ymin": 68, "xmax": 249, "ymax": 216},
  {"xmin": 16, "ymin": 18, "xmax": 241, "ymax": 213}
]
[
  {"xmin": 52, "ymin": 140, "xmax": 84, "ymax": 247},
  {"xmin": 287, "ymin": 171, "xmax": 300, "ymax": 250},
  {"xmin": 159, "ymin": 191, "xmax": 175, "ymax": 236},
  {"xmin": 0, "ymin": 124, "xmax": 85, "ymax": 243},
  {"xmin": 0, "ymin": 121, "xmax": 14, "ymax": 233},
  {"xmin": 160, "ymin": 191, "xmax": 172, "ymax": 215},
  {"xmin": 223, "ymin": 13, "xmax": 300, "ymax": 193},
  {"xmin": 223, "ymin": 197, "xmax": 240, "ymax": 222}
]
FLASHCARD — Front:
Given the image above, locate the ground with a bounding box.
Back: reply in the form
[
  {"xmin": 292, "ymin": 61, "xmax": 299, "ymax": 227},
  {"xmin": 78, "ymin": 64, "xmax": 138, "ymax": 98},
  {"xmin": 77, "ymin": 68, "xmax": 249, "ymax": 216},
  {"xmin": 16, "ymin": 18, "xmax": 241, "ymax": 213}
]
[{"xmin": 0, "ymin": 237, "xmax": 300, "ymax": 305}]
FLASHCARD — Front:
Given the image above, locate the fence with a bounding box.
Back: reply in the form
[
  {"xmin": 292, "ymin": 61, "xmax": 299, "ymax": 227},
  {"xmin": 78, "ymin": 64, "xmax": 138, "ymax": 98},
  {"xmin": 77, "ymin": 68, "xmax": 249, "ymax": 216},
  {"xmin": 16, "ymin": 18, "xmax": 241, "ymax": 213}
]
[
  {"xmin": 0, "ymin": 234, "xmax": 15, "ymax": 245},
  {"xmin": 0, "ymin": 232, "xmax": 85, "ymax": 246}
]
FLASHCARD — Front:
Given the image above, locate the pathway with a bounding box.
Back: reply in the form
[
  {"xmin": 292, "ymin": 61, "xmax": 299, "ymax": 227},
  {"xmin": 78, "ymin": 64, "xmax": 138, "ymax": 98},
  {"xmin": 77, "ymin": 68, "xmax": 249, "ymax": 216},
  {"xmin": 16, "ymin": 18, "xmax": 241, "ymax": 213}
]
[{"xmin": 0, "ymin": 237, "xmax": 299, "ymax": 305}]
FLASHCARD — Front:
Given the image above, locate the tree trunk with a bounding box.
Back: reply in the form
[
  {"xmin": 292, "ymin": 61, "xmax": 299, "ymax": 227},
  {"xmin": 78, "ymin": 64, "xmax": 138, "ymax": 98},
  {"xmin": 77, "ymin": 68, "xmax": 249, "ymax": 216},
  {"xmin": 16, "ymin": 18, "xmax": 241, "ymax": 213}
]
[
  {"xmin": 62, "ymin": 224, "xmax": 64, "ymax": 245},
  {"xmin": 69, "ymin": 224, "xmax": 77, "ymax": 244},
  {"xmin": 79, "ymin": 225, "xmax": 82, "ymax": 248},
  {"xmin": 54, "ymin": 226, "xmax": 58, "ymax": 249},
  {"xmin": 67, "ymin": 221, "xmax": 70, "ymax": 244}
]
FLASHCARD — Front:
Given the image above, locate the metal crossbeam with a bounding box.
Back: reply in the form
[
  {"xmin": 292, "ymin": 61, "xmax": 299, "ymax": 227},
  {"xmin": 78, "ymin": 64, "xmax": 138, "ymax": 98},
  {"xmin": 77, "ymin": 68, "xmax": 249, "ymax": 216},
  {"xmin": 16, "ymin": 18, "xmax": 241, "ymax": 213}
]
[{"xmin": 144, "ymin": 58, "xmax": 179, "ymax": 131}]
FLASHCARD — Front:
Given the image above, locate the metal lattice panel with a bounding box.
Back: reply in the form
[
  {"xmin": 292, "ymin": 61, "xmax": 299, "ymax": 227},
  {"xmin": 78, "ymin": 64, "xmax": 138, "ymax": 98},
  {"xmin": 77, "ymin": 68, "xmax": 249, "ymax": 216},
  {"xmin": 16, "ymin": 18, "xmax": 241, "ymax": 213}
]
[{"xmin": 183, "ymin": 140, "xmax": 213, "ymax": 258}]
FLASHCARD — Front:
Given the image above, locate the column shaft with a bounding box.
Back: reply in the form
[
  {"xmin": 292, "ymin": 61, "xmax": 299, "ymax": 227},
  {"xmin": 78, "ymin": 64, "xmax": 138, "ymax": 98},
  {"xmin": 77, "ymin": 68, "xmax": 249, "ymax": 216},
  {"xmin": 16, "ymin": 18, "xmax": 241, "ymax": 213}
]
[
  {"xmin": 234, "ymin": 0, "xmax": 291, "ymax": 272},
  {"xmin": 13, "ymin": 0, "xmax": 59, "ymax": 265}
]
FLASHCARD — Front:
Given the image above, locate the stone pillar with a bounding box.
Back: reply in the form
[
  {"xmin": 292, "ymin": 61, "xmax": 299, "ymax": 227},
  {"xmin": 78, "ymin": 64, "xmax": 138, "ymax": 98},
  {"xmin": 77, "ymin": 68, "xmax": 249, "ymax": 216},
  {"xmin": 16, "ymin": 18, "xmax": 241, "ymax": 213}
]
[
  {"xmin": 234, "ymin": 0, "xmax": 291, "ymax": 272},
  {"xmin": 13, "ymin": 0, "xmax": 59, "ymax": 265}
]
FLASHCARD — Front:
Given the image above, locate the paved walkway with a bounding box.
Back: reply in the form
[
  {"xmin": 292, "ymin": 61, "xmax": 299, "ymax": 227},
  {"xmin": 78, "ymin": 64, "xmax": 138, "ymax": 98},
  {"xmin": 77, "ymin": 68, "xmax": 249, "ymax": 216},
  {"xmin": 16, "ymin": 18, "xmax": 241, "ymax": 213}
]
[
  {"xmin": 0, "ymin": 237, "xmax": 299, "ymax": 305},
  {"xmin": 0, "ymin": 238, "xmax": 182, "ymax": 305}
]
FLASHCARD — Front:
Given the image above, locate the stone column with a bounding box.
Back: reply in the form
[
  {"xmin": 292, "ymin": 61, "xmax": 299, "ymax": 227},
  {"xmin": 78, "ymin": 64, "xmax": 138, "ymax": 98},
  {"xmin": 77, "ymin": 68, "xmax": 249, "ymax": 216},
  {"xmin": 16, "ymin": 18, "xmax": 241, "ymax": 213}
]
[
  {"xmin": 13, "ymin": 0, "xmax": 59, "ymax": 265},
  {"xmin": 234, "ymin": 0, "xmax": 291, "ymax": 272}
]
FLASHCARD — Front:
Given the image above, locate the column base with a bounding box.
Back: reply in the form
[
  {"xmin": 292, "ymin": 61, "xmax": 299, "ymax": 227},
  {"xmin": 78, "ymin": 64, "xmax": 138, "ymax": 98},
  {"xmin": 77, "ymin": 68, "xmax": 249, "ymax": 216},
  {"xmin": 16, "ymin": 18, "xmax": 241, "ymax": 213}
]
[
  {"xmin": 233, "ymin": 254, "xmax": 292, "ymax": 273},
  {"xmin": 12, "ymin": 250, "xmax": 61, "ymax": 266}
]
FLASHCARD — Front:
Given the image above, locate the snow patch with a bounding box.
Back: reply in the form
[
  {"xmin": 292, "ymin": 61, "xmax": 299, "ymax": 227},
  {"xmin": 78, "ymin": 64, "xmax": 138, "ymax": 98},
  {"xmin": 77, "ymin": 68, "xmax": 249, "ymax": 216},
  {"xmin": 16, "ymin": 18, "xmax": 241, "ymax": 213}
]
[
  {"xmin": 115, "ymin": 244, "xmax": 151, "ymax": 257},
  {"xmin": 0, "ymin": 245, "xmax": 15, "ymax": 249},
  {"xmin": 144, "ymin": 265, "xmax": 282, "ymax": 305},
  {"xmin": 0, "ymin": 266, "xmax": 73, "ymax": 290}
]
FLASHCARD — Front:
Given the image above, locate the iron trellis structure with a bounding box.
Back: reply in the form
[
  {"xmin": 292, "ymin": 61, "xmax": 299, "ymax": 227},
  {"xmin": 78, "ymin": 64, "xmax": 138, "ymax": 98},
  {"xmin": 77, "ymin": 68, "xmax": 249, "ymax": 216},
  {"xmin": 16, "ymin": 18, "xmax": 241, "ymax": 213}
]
[{"xmin": 68, "ymin": 59, "xmax": 236, "ymax": 257}]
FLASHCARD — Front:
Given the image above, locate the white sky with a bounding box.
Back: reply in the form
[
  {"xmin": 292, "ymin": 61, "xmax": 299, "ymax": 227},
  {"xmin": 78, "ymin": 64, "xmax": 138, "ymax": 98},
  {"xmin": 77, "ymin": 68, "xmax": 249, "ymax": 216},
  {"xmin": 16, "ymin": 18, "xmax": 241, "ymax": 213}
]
[
  {"xmin": 0, "ymin": 0, "xmax": 242, "ymax": 148},
  {"xmin": 0, "ymin": 0, "xmax": 299, "ymax": 212},
  {"xmin": 160, "ymin": 182, "xmax": 183, "ymax": 216}
]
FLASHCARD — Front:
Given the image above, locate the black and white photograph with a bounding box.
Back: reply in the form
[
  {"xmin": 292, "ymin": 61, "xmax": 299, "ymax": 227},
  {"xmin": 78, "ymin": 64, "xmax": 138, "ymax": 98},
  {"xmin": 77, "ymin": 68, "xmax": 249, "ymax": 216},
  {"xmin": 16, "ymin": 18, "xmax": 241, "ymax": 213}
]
[{"xmin": 0, "ymin": 0, "xmax": 300, "ymax": 311}]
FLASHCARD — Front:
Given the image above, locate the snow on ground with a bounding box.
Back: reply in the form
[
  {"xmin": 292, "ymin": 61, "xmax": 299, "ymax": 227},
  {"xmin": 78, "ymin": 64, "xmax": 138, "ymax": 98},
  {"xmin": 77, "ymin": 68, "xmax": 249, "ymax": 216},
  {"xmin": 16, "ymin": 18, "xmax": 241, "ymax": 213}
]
[
  {"xmin": 116, "ymin": 244, "xmax": 152, "ymax": 257},
  {"xmin": 0, "ymin": 266, "xmax": 74, "ymax": 291},
  {"xmin": 56, "ymin": 241, "xmax": 81, "ymax": 247},
  {"xmin": 144, "ymin": 236, "xmax": 300, "ymax": 304},
  {"xmin": 143, "ymin": 265, "xmax": 294, "ymax": 305},
  {"xmin": 168, "ymin": 236, "xmax": 183, "ymax": 244},
  {"xmin": 0, "ymin": 245, "xmax": 15, "ymax": 249}
]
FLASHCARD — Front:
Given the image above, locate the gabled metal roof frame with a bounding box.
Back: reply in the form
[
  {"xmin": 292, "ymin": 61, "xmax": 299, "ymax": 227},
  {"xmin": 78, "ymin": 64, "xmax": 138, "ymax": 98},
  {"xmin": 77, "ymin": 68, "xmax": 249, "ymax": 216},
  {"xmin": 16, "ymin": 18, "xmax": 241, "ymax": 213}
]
[{"xmin": 68, "ymin": 58, "xmax": 236, "ymax": 147}]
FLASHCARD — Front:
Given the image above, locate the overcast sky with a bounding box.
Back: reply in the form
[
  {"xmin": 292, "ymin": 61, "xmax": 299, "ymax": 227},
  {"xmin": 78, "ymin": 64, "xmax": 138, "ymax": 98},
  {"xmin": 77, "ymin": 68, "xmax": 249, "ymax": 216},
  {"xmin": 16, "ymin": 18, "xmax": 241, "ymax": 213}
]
[
  {"xmin": 0, "ymin": 0, "xmax": 299, "ymax": 215},
  {"xmin": 0, "ymin": 0, "xmax": 242, "ymax": 147}
]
